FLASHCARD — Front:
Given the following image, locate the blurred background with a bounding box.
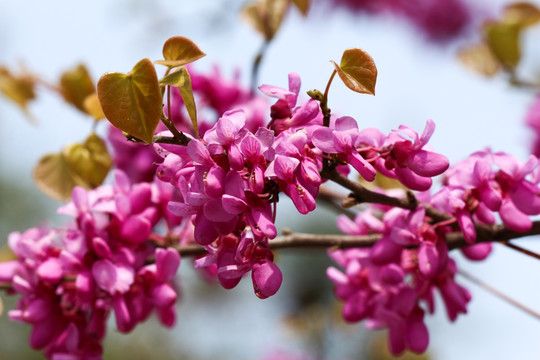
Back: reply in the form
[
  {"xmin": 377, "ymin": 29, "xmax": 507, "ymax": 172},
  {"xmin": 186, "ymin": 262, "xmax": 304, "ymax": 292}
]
[{"xmin": 1, "ymin": 0, "xmax": 540, "ymax": 358}]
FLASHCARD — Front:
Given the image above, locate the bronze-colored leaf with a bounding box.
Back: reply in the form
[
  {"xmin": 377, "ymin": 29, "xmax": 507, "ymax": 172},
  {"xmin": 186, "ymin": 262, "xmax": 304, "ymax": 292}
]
[
  {"xmin": 458, "ymin": 42, "xmax": 502, "ymax": 77},
  {"xmin": 97, "ymin": 58, "xmax": 162, "ymax": 144},
  {"xmin": 241, "ymin": 0, "xmax": 290, "ymax": 41},
  {"xmin": 59, "ymin": 64, "xmax": 95, "ymax": 113},
  {"xmin": 83, "ymin": 93, "xmax": 105, "ymax": 121},
  {"xmin": 291, "ymin": 0, "xmax": 310, "ymax": 16},
  {"xmin": 64, "ymin": 133, "xmax": 112, "ymax": 188},
  {"xmin": 331, "ymin": 48, "xmax": 378, "ymax": 95},
  {"xmin": 34, "ymin": 153, "xmax": 87, "ymax": 201},
  {"xmin": 33, "ymin": 134, "xmax": 112, "ymax": 201},
  {"xmin": 485, "ymin": 21, "xmax": 521, "ymax": 69},
  {"xmin": 503, "ymin": 2, "xmax": 540, "ymax": 28},
  {"xmin": 160, "ymin": 67, "xmax": 198, "ymax": 136},
  {"xmin": 0, "ymin": 66, "xmax": 36, "ymax": 114},
  {"xmin": 154, "ymin": 36, "xmax": 206, "ymax": 68}
]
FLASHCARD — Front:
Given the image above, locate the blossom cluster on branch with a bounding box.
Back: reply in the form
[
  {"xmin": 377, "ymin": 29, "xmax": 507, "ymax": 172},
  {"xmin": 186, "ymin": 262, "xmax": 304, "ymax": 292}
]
[{"xmin": 1, "ymin": 3, "xmax": 540, "ymax": 353}]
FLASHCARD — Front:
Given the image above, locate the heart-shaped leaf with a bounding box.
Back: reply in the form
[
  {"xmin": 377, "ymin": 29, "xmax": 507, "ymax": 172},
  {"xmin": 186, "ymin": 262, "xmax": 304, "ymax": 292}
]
[
  {"xmin": 0, "ymin": 66, "xmax": 36, "ymax": 115},
  {"xmin": 33, "ymin": 134, "xmax": 112, "ymax": 201},
  {"xmin": 154, "ymin": 36, "xmax": 206, "ymax": 68},
  {"xmin": 160, "ymin": 67, "xmax": 198, "ymax": 136},
  {"xmin": 292, "ymin": 0, "xmax": 310, "ymax": 16},
  {"xmin": 503, "ymin": 2, "xmax": 540, "ymax": 28},
  {"xmin": 34, "ymin": 153, "xmax": 86, "ymax": 201},
  {"xmin": 64, "ymin": 133, "xmax": 112, "ymax": 187},
  {"xmin": 485, "ymin": 21, "xmax": 521, "ymax": 69},
  {"xmin": 97, "ymin": 58, "xmax": 162, "ymax": 144},
  {"xmin": 331, "ymin": 48, "xmax": 378, "ymax": 95},
  {"xmin": 241, "ymin": 0, "xmax": 289, "ymax": 41},
  {"xmin": 83, "ymin": 93, "xmax": 105, "ymax": 121},
  {"xmin": 458, "ymin": 42, "xmax": 501, "ymax": 77},
  {"xmin": 59, "ymin": 64, "xmax": 95, "ymax": 113}
]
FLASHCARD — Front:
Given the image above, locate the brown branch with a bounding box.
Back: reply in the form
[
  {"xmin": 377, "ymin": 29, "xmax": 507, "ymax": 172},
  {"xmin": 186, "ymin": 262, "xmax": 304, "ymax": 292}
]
[
  {"xmin": 316, "ymin": 186, "xmax": 357, "ymax": 218},
  {"xmin": 321, "ymin": 168, "xmax": 451, "ymax": 222}
]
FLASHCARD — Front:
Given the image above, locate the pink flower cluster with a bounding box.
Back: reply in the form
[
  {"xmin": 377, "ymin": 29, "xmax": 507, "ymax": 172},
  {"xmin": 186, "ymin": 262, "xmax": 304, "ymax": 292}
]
[
  {"xmin": 328, "ymin": 148, "xmax": 540, "ymax": 355},
  {"xmin": 0, "ymin": 171, "xmax": 183, "ymax": 359},
  {"xmin": 328, "ymin": 208, "xmax": 473, "ymax": 355},
  {"xmin": 329, "ymin": 0, "xmax": 474, "ymax": 42}
]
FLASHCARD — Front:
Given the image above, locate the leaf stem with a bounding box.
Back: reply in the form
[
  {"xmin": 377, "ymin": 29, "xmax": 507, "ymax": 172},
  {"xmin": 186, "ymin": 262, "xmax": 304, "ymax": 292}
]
[{"xmin": 251, "ymin": 40, "xmax": 270, "ymax": 94}]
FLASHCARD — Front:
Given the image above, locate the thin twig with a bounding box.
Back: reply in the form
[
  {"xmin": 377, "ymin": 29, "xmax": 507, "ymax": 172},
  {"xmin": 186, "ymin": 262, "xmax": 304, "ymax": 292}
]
[
  {"xmin": 458, "ymin": 269, "xmax": 540, "ymax": 321},
  {"xmin": 501, "ymin": 241, "xmax": 540, "ymax": 261}
]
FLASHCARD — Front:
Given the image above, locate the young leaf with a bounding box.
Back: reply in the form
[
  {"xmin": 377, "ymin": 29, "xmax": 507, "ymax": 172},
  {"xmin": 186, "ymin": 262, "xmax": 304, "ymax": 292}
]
[
  {"xmin": 458, "ymin": 42, "xmax": 502, "ymax": 77},
  {"xmin": 34, "ymin": 152, "xmax": 87, "ymax": 201},
  {"xmin": 331, "ymin": 48, "xmax": 378, "ymax": 95},
  {"xmin": 59, "ymin": 64, "xmax": 95, "ymax": 113},
  {"xmin": 83, "ymin": 93, "xmax": 105, "ymax": 121},
  {"xmin": 485, "ymin": 22, "xmax": 521, "ymax": 69},
  {"xmin": 160, "ymin": 67, "xmax": 198, "ymax": 136},
  {"xmin": 154, "ymin": 36, "xmax": 206, "ymax": 68},
  {"xmin": 241, "ymin": 0, "xmax": 289, "ymax": 41},
  {"xmin": 292, "ymin": 0, "xmax": 310, "ymax": 16},
  {"xmin": 33, "ymin": 134, "xmax": 112, "ymax": 201},
  {"xmin": 97, "ymin": 58, "xmax": 162, "ymax": 144},
  {"xmin": 0, "ymin": 67, "xmax": 36, "ymax": 115},
  {"xmin": 64, "ymin": 133, "xmax": 112, "ymax": 188},
  {"xmin": 503, "ymin": 2, "xmax": 540, "ymax": 28}
]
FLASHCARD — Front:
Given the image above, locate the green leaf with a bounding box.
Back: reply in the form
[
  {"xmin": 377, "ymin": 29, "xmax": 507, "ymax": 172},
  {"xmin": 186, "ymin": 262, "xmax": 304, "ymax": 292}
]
[
  {"xmin": 458, "ymin": 42, "xmax": 502, "ymax": 77},
  {"xmin": 241, "ymin": 0, "xmax": 289, "ymax": 41},
  {"xmin": 0, "ymin": 67, "xmax": 36, "ymax": 115},
  {"xmin": 331, "ymin": 48, "xmax": 378, "ymax": 95},
  {"xmin": 154, "ymin": 36, "xmax": 206, "ymax": 68},
  {"xmin": 160, "ymin": 67, "xmax": 198, "ymax": 136},
  {"xmin": 59, "ymin": 64, "xmax": 96, "ymax": 113},
  {"xmin": 33, "ymin": 134, "xmax": 112, "ymax": 201},
  {"xmin": 485, "ymin": 21, "xmax": 521, "ymax": 69},
  {"xmin": 97, "ymin": 58, "xmax": 162, "ymax": 144},
  {"xmin": 64, "ymin": 133, "xmax": 112, "ymax": 187}
]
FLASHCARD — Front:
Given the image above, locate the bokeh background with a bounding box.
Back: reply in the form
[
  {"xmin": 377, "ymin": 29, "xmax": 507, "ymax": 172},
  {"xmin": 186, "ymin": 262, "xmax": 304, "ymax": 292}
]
[{"xmin": 1, "ymin": 0, "xmax": 540, "ymax": 358}]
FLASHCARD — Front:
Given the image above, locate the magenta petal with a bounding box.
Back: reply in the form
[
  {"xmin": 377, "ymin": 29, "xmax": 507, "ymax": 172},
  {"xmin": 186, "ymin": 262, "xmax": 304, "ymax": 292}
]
[
  {"xmin": 0, "ymin": 260, "xmax": 18, "ymax": 282},
  {"xmin": 24, "ymin": 298, "xmax": 50, "ymax": 322},
  {"xmin": 113, "ymin": 295, "xmax": 133, "ymax": 333},
  {"xmin": 30, "ymin": 318, "xmax": 57, "ymax": 349},
  {"xmin": 312, "ymin": 127, "xmax": 337, "ymax": 153},
  {"xmin": 205, "ymin": 166, "xmax": 226, "ymax": 198},
  {"xmin": 510, "ymin": 181, "xmax": 540, "ymax": 215},
  {"xmin": 151, "ymin": 283, "xmax": 177, "ymax": 307},
  {"xmin": 121, "ymin": 215, "xmax": 152, "ymax": 244},
  {"xmin": 456, "ymin": 210, "xmax": 476, "ymax": 244},
  {"xmin": 499, "ymin": 198, "xmax": 532, "ymax": 232},
  {"xmin": 193, "ymin": 214, "xmax": 219, "ymax": 245},
  {"xmin": 222, "ymin": 194, "xmax": 248, "ymax": 215},
  {"xmin": 36, "ymin": 258, "xmax": 63, "ymax": 283},
  {"xmin": 347, "ymin": 153, "xmax": 376, "ymax": 181},
  {"xmin": 203, "ymin": 199, "xmax": 235, "ymax": 222},
  {"xmin": 461, "ymin": 243, "xmax": 492, "ymax": 261},
  {"xmin": 252, "ymin": 260, "xmax": 283, "ymax": 299},
  {"xmin": 156, "ymin": 248, "xmax": 181, "ymax": 282},
  {"xmin": 156, "ymin": 305, "xmax": 176, "ymax": 328},
  {"xmin": 395, "ymin": 167, "xmax": 432, "ymax": 191},
  {"xmin": 251, "ymin": 207, "xmax": 277, "ymax": 239},
  {"xmin": 418, "ymin": 242, "xmax": 439, "ymax": 278},
  {"xmin": 408, "ymin": 150, "xmax": 449, "ymax": 177},
  {"xmin": 406, "ymin": 317, "xmax": 429, "ymax": 353},
  {"xmin": 371, "ymin": 236, "xmax": 403, "ymax": 265}
]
